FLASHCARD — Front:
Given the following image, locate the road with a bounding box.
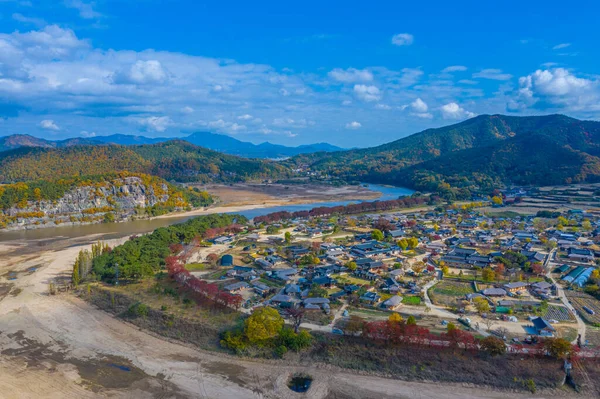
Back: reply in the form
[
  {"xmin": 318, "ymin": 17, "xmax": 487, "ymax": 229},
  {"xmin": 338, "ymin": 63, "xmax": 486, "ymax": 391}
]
[{"xmin": 544, "ymin": 248, "xmax": 587, "ymax": 344}]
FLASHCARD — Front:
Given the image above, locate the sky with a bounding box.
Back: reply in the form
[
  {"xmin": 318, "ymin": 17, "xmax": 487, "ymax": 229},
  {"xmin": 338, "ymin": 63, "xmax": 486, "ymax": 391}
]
[{"xmin": 0, "ymin": 0, "xmax": 599, "ymax": 147}]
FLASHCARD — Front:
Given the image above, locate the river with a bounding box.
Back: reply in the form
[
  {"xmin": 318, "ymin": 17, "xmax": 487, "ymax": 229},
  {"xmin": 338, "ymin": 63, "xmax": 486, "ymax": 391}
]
[{"xmin": 0, "ymin": 184, "xmax": 413, "ymax": 242}]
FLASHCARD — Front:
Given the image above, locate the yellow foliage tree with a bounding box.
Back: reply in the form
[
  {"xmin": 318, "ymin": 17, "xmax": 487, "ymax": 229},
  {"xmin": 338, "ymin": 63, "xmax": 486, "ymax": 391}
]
[{"xmin": 245, "ymin": 307, "xmax": 284, "ymax": 343}]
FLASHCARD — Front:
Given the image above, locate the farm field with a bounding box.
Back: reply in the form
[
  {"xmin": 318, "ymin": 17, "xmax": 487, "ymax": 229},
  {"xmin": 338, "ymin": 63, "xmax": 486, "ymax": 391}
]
[
  {"xmin": 542, "ymin": 304, "xmax": 575, "ymax": 322},
  {"xmin": 428, "ymin": 280, "xmax": 474, "ymax": 306},
  {"xmin": 565, "ymin": 290, "xmax": 600, "ymax": 325}
]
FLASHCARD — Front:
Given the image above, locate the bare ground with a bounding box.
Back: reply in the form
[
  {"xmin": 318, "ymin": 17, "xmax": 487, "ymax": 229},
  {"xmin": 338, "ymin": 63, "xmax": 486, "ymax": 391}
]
[{"xmin": 0, "ymin": 236, "xmax": 589, "ymax": 399}]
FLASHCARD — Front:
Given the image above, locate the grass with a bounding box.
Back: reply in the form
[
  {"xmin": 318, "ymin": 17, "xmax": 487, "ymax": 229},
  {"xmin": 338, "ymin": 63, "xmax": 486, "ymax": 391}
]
[
  {"xmin": 185, "ymin": 263, "xmax": 208, "ymax": 271},
  {"xmin": 331, "ymin": 274, "xmax": 372, "ymax": 286},
  {"xmin": 431, "ymin": 281, "xmax": 474, "ymax": 296},
  {"xmin": 402, "ymin": 296, "xmax": 422, "ymax": 305}
]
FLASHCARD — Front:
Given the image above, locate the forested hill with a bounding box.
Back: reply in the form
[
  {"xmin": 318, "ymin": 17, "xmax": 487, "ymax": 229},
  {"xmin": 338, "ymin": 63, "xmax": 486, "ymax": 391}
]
[
  {"xmin": 289, "ymin": 114, "xmax": 600, "ymax": 195},
  {"xmin": 0, "ymin": 140, "xmax": 289, "ymax": 183}
]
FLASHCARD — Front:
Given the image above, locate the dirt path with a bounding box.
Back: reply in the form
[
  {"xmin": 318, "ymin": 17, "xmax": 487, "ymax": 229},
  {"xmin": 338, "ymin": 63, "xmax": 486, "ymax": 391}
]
[{"xmin": 0, "ymin": 238, "xmax": 578, "ymax": 398}]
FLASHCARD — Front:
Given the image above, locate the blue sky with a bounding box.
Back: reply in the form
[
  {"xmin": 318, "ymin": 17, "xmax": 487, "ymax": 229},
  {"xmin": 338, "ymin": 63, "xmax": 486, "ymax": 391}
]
[{"xmin": 0, "ymin": 0, "xmax": 599, "ymax": 147}]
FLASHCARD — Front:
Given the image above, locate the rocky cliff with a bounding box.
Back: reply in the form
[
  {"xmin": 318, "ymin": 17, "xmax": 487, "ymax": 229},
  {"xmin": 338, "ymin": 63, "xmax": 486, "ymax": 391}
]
[{"xmin": 1, "ymin": 176, "xmax": 180, "ymax": 230}]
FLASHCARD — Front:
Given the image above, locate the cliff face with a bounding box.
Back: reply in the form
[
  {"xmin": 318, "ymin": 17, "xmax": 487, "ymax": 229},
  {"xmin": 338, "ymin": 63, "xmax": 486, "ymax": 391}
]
[{"xmin": 2, "ymin": 176, "xmax": 175, "ymax": 230}]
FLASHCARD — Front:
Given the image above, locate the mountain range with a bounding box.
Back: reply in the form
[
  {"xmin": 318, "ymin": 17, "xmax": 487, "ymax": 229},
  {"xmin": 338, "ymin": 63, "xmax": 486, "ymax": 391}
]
[
  {"xmin": 0, "ymin": 132, "xmax": 343, "ymax": 159},
  {"xmin": 289, "ymin": 114, "xmax": 600, "ymax": 196},
  {"xmin": 2, "ymin": 114, "xmax": 600, "ymax": 199}
]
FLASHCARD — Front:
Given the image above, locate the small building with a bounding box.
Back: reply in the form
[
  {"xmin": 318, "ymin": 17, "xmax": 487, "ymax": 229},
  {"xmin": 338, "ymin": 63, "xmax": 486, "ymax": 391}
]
[
  {"xmin": 223, "ymin": 281, "xmax": 249, "ymax": 293},
  {"xmin": 482, "ymin": 288, "xmax": 507, "ymax": 297},
  {"xmin": 503, "ymin": 282, "xmax": 529, "ymax": 294},
  {"xmin": 220, "ymin": 254, "xmax": 234, "ymax": 267},
  {"xmin": 531, "ymin": 316, "xmax": 555, "ymax": 337},
  {"xmin": 381, "ymin": 295, "xmax": 403, "ymax": 310}
]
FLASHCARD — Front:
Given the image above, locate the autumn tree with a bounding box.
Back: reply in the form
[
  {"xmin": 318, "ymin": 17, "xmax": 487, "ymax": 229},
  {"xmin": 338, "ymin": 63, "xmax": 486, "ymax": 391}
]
[
  {"xmin": 397, "ymin": 238, "xmax": 408, "ymax": 251},
  {"xmin": 388, "ymin": 313, "xmax": 403, "ymax": 323},
  {"xmin": 407, "ymin": 237, "xmax": 419, "ymax": 249},
  {"xmin": 344, "ymin": 315, "xmax": 365, "ymax": 335},
  {"xmin": 543, "ymin": 338, "xmax": 573, "ymax": 359},
  {"xmin": 480, "ymin": 336, "xmax": 507, "ymax": 356},
  {"xmin": 284, "ymin": 231, "xmax": 292, "ymax": 244},
  {"xmin": 285, "ymin": 308, "xmax": 306, "ymax": 333},
  {"xmin": 371, "ymin": 229, "xmax": 384, "ymax": 241},
  {"xmin": 482, "ymin": 267, "xmax": 495, "ymax": 282},
  {"xmin": 473, "ymin": 297, "xmax": 490, "ymax": 315},
  {"xmin": 206, "ymin": 253, "xmax": 219, "ymax": 267},
  {"xmin": 406, "ymin": 315, "xmax": 417, "ymax": 325},
  {"xmin": 491, "ymin": 196, "xmax": 503, "ymax": 206},
  {"xmin": 245, "ymin": 307, "xmax": 284, "ymax": 344},
  {"xmin": 346, "ymin": 261, "xmax": 357, "ymax": 271}
]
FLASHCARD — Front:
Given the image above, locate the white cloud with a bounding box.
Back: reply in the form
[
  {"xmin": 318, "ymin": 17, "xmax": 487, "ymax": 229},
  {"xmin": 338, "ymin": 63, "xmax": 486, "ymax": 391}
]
[
  {"xmin": 181, "ymin": 106, "xmax": 194, "ymax": 114},
  {"xmin": 509, "ymin": 68, "xmax": 599, "ymax": 112},
  {"xmin": 138, "ymin": 116, "xmax": 172, "ymax": 132},
  {"xmin": 12, "ymin": 13, "xmax": 46, "ymax": 27},
  {"xmin": 553, "ymin": 43, "xmax": 571, "ymax": 50},
  {"xmin": 472, "ymin": 69, "xmax": 513, "ymax": 81},
  {"xmin": 342, "ymin": 100, "xmax": 352, "ymax": 106},
  {"xmin": 440, "ymin": 102, "xmax": 476, "ymax": 119},
  {"xmin": 65, "ymin": 0, "xmax": 103, "ymax": 19},
  {"xmin": 375, "ymin": 103, "xmax": 391, "ymax": 110},
  {"xmin": 353, "ymin": 84, "xmax": 381, "ymax": 102},
  {"xmin": 80, "ymin": 130, "xmax": 96, "ymax": 137},
  {"xmin": 410, "ymin": 98, "xmax": 428, "ymax": 113},
  {"xmin": 458, "ymin": 79, "xmax": 478, "ymax": 85},
  {"xmin": 39, "ymin": 119, "xmax": 59, "ymax": 130},
  {"xmin": 328, "ymin": 68, "xmax": 373, "ymax": 83},
  {"xmin": 238, "ymin": 114, "xmax": 253, "ymax": 120},
  {"xmin": 113, "ymin": 60, "xmax": 168, "ymax": 85},
  {"xmin": 442, "ymin": 65, "xmax": 467, "ymax": 73},
  {"xmin": 391, "ymin": 33, "xmax": 414, "ymax": 46},
  {"xmin": 345, "ymin": 121, "xmax": 361, "ymax": 129}
]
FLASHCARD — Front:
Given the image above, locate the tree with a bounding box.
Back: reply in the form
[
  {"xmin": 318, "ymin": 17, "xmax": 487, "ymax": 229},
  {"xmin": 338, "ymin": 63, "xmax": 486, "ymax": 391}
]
[
  {"xmin": 245, "ymin": 307, "xmax": 284, "ymax": 343},
  {"xmin": 481, "ymin": 336, "xmax": 507, "ymax": 356},
  {"xmin": 285, "ymin": 308, "xmax": 306, "ymax": 333},
  {"xmin": 447, "ymin": 322, "xmax": 457, "ymax": 333},
  {"xmin": 491, "ymin": 196, "xmax": 503, "ymax": 206},
  {"xmin": 397, "ymin": 238, "xmax": 408, "ymax": 251},
  {"xmin": 441, "ymin": 265, "xmax": 449, "ymax": 276},
  {"xmin": 494, "ymin": 263, "xmax": 505, "ymax": 281},
  {"xmin": 33, "ymin": 187, "xmax": 42, "ymax": 202},
  {"xmin": 473, "ymin": 297, "xmax": 490, "ymax": 315},
  {"xmin": 371, "ymin": 229, "xmax": 384, "ymax": 241},
  {"xmin": 344, "ymin": 315, "xmax": 365, "ymax": 335},
  {"xmin": 406, "ymin": 315, "xmax": 417, "ymax": 325},
  {"xmin": 266, "ymin": 225, "xmax": 280, "ymax": 234},
  {"xmin": 482, "ymin": 267, "xmax": 494, "ymax": 282},
  {"xmin": 543, "ymin": 338, "xmax": 573, "ymax": 359},
  {"xmin": 388, "ymin": 313, "xmax": 403, "ymax": 323},
  {"xmin": 72, "ymin": 260, "xmax": 80, "ymax": 286},
  {"xmin": 346, "ymin": 261, "xmax": 357, "ymax": 271},
  {"xmin": 284, "ymin": 231, "xmax": 292, "ymax": 244},
  {"xmin": 411, "ymin": 262, "xmax": 425, "ymax": 275},
  {"xmin": 308, "ymin": 283, "xmax": 328, "ymax": 298},
  {"xmin": 206, "ymin": 253, "xmax": 219, "ymax": 267},
  {"xmin": 407, "ymin": 237, "xmax": 419, "ymax": 249},
  {"xmin": 582, "ymin": 220, "xmax": 593, "ymax": 231},
  {"xmin": 532, "ymin": 262, "xmax": 544, "ymax": 276}
]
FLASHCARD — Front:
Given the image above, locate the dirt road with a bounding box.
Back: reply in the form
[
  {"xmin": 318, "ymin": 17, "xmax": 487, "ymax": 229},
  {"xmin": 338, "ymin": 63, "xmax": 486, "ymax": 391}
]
[{"xmin": 0, "ymin": 237, "xmax": 577, "ymax": 399}]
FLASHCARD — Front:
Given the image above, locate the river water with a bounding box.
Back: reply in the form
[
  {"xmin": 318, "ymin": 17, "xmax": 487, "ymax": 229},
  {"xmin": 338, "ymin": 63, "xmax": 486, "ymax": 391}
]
[{"xmin": 0, "ymin": 184, "xmax": 413, "ymax": 242}]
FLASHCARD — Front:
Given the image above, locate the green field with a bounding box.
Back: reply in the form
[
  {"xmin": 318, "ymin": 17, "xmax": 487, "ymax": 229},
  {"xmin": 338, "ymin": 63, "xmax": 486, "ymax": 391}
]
[
  {"xmin": 402, "ymin": 296, "xmax": 422, "ymax": 305},
  {"xmin": 432, "ymin": 281, "xmax": 474, "ymax": 296}
]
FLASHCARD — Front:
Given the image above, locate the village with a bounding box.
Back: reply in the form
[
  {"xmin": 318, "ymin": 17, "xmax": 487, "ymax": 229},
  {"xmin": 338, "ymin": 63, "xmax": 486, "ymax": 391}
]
[{"xmin": 176, "ymin": 195, "xmax": 600, "ymax": 349}]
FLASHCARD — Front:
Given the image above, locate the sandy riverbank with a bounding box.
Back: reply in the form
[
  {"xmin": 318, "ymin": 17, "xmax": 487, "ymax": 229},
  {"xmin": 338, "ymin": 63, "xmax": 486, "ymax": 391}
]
[{"xmin": 0, "ymin": 235, "xmax": 582, "ymax": 399}]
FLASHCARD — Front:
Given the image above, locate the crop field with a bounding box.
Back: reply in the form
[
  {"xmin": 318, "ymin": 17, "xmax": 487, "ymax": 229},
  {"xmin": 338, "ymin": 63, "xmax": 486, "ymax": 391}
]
[
  {"xmin": 429, "ymin": 280, "xmax": 474, "ymax": 306},
  {"xmin": 542, "ymin": 305, "xmax": 575, "ymax": 322},
  {"xmin": 565, "ymin": 291, "xmax": 600, "ymax": 325}
]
